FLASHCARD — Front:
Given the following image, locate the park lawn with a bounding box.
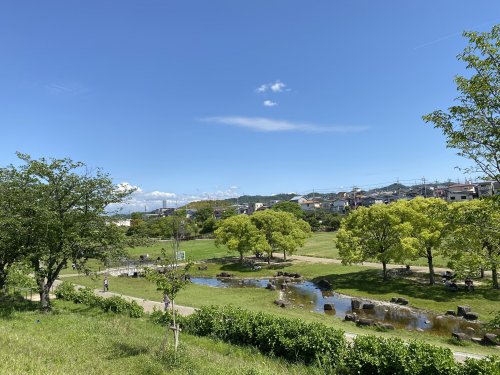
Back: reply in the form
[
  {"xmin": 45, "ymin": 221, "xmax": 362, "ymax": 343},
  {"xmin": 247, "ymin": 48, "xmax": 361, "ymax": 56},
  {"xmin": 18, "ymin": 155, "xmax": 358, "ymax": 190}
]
[
  {"xmin": 295, "ymin": 232, "xmax": 339, "ymax": 258},
  {"xmin": 0, "ymin": 298, "xmax": 315, "ymax": 375},
  {"xmin": 65, "ymin": 273, "xmax": 500, "ymax": 357}
]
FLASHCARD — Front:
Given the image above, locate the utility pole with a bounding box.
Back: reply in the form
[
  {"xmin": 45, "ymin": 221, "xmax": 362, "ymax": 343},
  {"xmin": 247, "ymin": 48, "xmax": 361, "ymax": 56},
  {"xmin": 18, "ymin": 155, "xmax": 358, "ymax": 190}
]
[{"xmin": 422, "ymin": 177, "xmax": 427, "ymax": 198}]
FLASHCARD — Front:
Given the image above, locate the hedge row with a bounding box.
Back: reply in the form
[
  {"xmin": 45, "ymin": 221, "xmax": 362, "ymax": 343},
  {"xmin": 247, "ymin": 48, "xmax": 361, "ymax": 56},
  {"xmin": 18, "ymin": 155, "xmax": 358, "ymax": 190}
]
[
  {"xmin": 183, "ymin": 305, "xmax": 500, "ymax": 375},
  {"xmin": 55, "ymin": 281, "xmax": 144, "ymax": 318}
]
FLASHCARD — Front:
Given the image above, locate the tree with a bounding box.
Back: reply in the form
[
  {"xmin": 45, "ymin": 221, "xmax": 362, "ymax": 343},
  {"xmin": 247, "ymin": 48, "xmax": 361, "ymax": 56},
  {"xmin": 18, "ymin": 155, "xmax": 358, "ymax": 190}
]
[
  {"xmin": 423, "ymin": 24, "xmax": 500, "ymax": 183},
  {"xmin": 337, "ymin": 204, "xmax": 416, "ymax": 281},
  {"xmin": 214, "ymin": 215, "xmax": 268, "ymax": 262},
  {"xmin": 446, "ymin": 199, "xmax": 500, "ymax": 289},
  {"xmin": 250, "ymin": 210, "xmax": 311, "ymax": 262},
  {"xmin": 194, "ymin": 207, "xmax": 214, "ymax": 224},
  {"xmin": 271, "ymin": 201, "xmax": 304, "ymax": 218},
  {"xmin": 145, "ymin": 254, "xmax": 192, "ymax": 352},
  {"xmin": 2, "ymin": 153, "xmax": 133, "ymax": 310},
  {"xmin": 396, "ymin": 198, "xmax": 451, "ymax": 285}
]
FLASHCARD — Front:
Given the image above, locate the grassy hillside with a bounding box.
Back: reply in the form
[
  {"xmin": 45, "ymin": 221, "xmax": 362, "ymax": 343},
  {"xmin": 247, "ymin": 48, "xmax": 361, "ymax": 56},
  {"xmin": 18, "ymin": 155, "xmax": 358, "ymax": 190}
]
[{"xmin": 0, "ymin": 297, "xmax": 317, "ymax": 375}]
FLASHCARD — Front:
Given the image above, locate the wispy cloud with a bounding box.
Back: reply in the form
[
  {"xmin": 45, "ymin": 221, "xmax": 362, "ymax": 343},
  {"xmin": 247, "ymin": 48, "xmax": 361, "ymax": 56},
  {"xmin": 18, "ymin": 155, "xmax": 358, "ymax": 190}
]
[
  {"xmin": 255, "ymin": 80, "xmax": 289, "ymax": 93},
  {"xmin": 45, "ymin": 82, "xmax": 88, "ymax": 95},
  {"xmin": 201, "ymin": 116, "xmax": 368, "ymax": 133},
  {"xmin": 109, "ymin": 183, "xmax": 240, "ymax": 212},
  {"xmin": 263, "ymin": 100, "xmax": 277, "ymax": 107}
]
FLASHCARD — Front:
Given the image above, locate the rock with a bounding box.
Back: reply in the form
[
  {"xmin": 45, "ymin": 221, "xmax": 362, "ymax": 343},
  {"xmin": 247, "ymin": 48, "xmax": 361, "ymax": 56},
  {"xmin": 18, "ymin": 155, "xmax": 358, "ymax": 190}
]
[
  {"xmin": 396, "ymin": 298, "xmax": 409, "ymax": 305},
  {"xmin": 345, "ymin": 313, "xmax": 358, "ymax": 322},
  {"xmin": 197, "ymin": 265, "xmax": 208, "ymax": 271},
  {"xmin": 425, "ymin": 320, "xmax": 430, "ymax": 325},
  {"xmin": 482, "ymin": 333, "xmax": 499, "ymax": 346},
  {"xmin": 452, "ymin": 332, "xmax": 470, "ymax": 341},
  {"xmin": 390, "ymin": 297, "xmax": 398, "ymax": 303},
  {"xmin": 284, "ymin": 277, "xmax": 291, "ymax": 283},
  {"xmin": 316, "ymin": 279, "xmax": 332, "ymax": 290},
  {"xmin": 375, "ymin": 322, "xmax": 395, "ymax": 330},
  {"xmin": 362, "ymin": 303, "xmax": 375, "ymax": 310},
  {"xmin": 457, "ymin": 305, "xmax": 471, "ymax": 317},
  {"xmin": 445, "ymin": 310, "xmax": 456, "ymax": 316},
  {"xmin": 356, "ymin": 318, "xmax": 374, "ymax": 327},
  {"xmin": 323, "ymin": 303, "xmax": 335, "ymax": 311},
  {"xmin": 416, "ymin": 328, "xmax": 424, "ymax": 333},
  {"xmin": 294, "ymin": 273, "xmax": 301, "ymax": 278},
  {"xmin": 464, "ymin": 312, "xmax": 479, "ymax": 321},
  {"xmin": 273, "ymin": 299, "xmax": 288, "ymax": 308},
  {"xmin": 471, "ymin": 337, "xmax": 483, "ymax": 345},
  {"xmin": 265, "ymin": 283, "xmax": 276, "ymax": 291},
  {"xmin": 276, "ymin": 271, "xmax": 283, "ymax": 277},
  {"xmin": 216, "ymin": 272, "xmax": 232, "ymax": 278},
  {"xmin": 298, "ymin": 304, "xmax": 304, "ymax": 308},
  {"xmin": 464, "ymin": 327, "xmax": 475, "ymax": 336},
  {"xmin": 351, "ymin": 298, "xmax": 362, "ymax": 310}
]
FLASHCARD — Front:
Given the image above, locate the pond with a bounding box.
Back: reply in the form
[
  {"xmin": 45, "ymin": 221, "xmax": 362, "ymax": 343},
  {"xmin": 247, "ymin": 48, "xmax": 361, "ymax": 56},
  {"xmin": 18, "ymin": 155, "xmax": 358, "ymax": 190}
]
[{"xmin": 190, "ymin": 277, "xmax": 483, "ymax": 336}]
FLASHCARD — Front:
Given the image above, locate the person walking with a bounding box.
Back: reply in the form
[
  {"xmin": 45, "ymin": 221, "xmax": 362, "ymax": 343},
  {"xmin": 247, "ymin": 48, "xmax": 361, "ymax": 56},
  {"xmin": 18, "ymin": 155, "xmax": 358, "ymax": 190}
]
[{"xmin": 103, "ymin": 277, "xmax": 109, "ymax": 292}]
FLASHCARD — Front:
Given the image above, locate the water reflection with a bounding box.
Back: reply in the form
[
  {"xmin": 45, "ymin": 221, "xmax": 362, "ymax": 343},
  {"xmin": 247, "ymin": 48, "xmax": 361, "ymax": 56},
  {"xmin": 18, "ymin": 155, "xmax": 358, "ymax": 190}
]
[{"xmin": 190, "ymin": 277, "xmax": 483, "ymax": 336}]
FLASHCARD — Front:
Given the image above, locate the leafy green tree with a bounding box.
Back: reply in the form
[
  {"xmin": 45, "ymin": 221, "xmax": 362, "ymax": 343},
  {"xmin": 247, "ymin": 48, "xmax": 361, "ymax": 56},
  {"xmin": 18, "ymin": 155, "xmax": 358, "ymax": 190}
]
[
  {"xmin": 337, "ymin": 204, "xmax": 416, "ymax": 281},
  {"xmin": 250, "ymin": 210, "xmax": 311, "ymax": 262},
  {"xmin": 220, "ymin": 207, "xmax": 237, "ymax": 220},
  {"xmin": 446, "ymin": 199, "xmax": 500, "ymax": 289},
  {"xmin": 214, "ymin": 215, "xmax": 268, "ymax": 262},
  {"xmin": 271, "ymin": 201, "xmax": 304, "ymax": 218},
  {"xmin": 2, "ymin": 153, "xmax": 133, "ymax": 310},
  {"xmin": 396, "ymin": 198, "xmax": 451, "ymax": 285},
  {"xmin": 194, "ymin": 207, "xmax": 214, "ymax": 224},
  {"xmin": 200, "ymin": 217, "xmax": 216, "ymax": 234},
  {"xmin": 423, "ymin": 25, "xmax": 500, "ymax": 183}
]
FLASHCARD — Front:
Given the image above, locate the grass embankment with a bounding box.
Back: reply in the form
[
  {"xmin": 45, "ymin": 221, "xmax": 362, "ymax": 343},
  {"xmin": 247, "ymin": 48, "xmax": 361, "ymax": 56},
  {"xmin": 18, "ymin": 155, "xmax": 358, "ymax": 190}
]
[
  {"xmin": 0, "ymin": 297, "xmax": 315, "ymax": 375},
  {"xmin": 67, "ymin": 273, "xmax": 500, "ymax": 357}
]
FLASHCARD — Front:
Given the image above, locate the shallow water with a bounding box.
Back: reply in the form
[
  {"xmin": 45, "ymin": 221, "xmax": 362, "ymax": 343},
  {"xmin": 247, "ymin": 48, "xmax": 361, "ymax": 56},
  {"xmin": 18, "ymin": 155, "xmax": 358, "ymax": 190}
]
[{"xmin": 190, "ymin": 277, "xmax": 483, "ymax": 336}]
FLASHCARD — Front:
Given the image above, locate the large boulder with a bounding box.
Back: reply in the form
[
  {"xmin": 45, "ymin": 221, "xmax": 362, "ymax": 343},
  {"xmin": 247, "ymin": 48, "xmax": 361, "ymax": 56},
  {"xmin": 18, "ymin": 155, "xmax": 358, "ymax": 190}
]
[
  {"xmin": 464, "ymin": 312, "xmax": 479, "ymax": 321},
  {"xmin": 445, "ymin": 310, "xmax": 456, "ymax": 316},
  {"xmin": 482, "ymin": 333, "xmax": 499, "ymax": 346},
  {"xmin": 390, "ymin": 297, "xmax": 398, "ymax": 303},
  {"xmin": 457, "ymin": 305, "xmax": 471, "ymax": 317},
  {"xmin": 274, "ymin": 299, "xmax": 289, "ymax": 308},
  {"xmin": 265, "ymin": 283, "xmax": 276, "ymax": 291},
  {"xmin": 465, "ymin": 327, "xmax": 475, "ymax": 336},
  {"xmin": 452, "ymin": 332, "xmax": 470, "ymax": 342},
  {"xmin": 351, "ymin": 298, "xmax": 362, "ymax": 310}
]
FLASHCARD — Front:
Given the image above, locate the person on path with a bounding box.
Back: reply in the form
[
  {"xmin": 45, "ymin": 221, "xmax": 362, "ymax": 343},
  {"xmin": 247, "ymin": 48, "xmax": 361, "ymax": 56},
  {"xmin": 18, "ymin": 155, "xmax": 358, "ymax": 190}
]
[
  {"xmin": 164, "ymin": 293, "xmax": 170, "ymax": 311},
  {"xmin": 103, "ymin": 277, "xmax": 109, "ymax": 292}
]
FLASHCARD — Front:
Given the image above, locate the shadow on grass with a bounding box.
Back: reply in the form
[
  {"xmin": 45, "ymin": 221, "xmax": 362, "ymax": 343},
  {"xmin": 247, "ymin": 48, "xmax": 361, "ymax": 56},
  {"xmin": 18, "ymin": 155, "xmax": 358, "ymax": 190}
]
[
  {"xmin": 0, "ymin": 293, "xmax": 39, "ymax": 319},
  {"xmin": 312, "ymin": 269, "xmax": 500, "ymax": 304},
  {"xmin": 109, "ymin": 342, "xmax": 149, "ymax": 359}
]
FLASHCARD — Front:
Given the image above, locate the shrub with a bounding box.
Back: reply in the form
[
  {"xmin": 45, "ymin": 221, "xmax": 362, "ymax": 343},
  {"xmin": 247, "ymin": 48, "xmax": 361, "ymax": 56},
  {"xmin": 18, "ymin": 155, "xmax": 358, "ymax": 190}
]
[{"xmin": 460, "ymin": 356, "xmax": 500, "ymax": 375}]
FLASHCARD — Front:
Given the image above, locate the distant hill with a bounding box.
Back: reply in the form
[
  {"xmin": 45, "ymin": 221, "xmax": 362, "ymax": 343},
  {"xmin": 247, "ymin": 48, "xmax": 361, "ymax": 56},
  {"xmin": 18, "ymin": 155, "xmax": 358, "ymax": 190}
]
[
  {"xmin": 183, "ymin": 200, "xmax": 233, "ymax": 209},
  {"xmin": 224, "ymin": 193, "xmax": 297, "ymax": 205}
]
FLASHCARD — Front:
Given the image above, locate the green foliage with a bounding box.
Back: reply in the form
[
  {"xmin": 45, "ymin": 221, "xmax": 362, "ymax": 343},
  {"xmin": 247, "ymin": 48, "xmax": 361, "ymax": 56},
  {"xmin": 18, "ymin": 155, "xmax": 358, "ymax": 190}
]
[
  {"xmin": 348, "ymin": 336, "xmax": 459, "ymax": 375},
  {"xmin": 460, "ymin": 356, "xmax": 500, "ymax": 375},
  {"xmin": 423, "ymin": 24, "xmax": 500, "ymax": 182},
  {"xmin": 271, "ymin": 201, "xmax": 304, "ymax": 218},
  {"xmin": 185, "ymin": 305, "xmax": 348, "ymax": 369},
  {"xmin": 5, "ymin": 262, "xmax": 37, "ymax": 289},
  {"xmin": 144, "ymin": 262, "xmax": 192, "ymax": 301},
  {"xmin": 55, "ymin": 281, "xmax": 144, "ymax": 318}
]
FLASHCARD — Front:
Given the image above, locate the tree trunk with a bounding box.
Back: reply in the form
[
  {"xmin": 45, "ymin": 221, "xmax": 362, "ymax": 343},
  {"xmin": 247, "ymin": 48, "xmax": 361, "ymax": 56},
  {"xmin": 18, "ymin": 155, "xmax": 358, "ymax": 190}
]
[
  {"xmin": 38, "ymin": 281, "xmax": 51, "ymax": 311},
  {"xmin": 239, "ymin": 252, "xmax": 243, "ymax": 263},
  {"xmin": 382, "ymin": 262, "xmax": 388, "ymax": 281},
  {"xmin": 283, "ymin": 250, "xmax": 287, "ymax": 262},
  {"xmin": 492, "ymin": 266, "xmax": 499, "ymax": 290},
  {"xmin": 480, "ymin": 267, "xmax": 485, "ymax": 278},
  {"xmin": 0, "ymin": 269, "xmax": 7, "ymax": 294},
  {"xmin": 426, "ymin": 247, "xmax": 435, "ymax": 285}
]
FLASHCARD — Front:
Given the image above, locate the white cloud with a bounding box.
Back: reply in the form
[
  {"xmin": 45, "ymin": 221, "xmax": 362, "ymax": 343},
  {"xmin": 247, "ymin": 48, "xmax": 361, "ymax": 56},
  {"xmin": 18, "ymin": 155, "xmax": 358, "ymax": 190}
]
[
  {"xmin": 202, "ymin": 116, "xmax": 369, "ymax": 133},
  {"xmin": 255, "ymin": 80, "xmax": 289, "ymax": 93},
  {"xmin": 45, "ymin": 82, "xmax": 88, "ymax": 95},
  {"xmin": 263, "ymin": 100, "xmax": 277, "ymax": 107}
]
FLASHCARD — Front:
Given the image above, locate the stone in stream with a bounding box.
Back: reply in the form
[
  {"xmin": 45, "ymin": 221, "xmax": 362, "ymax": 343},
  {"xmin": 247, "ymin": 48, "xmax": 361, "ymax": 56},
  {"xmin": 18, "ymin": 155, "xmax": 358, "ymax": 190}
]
[
  {"xmin": 471, "ymin": 337, "xmax": 483, "ymax": 345},
  {"xmin": 265, "ymin": 283, "xmax": 276, "ymax": 291},
  {"xmin": 216, "ymin": 272, "xmax": 233, "ymax": 278},
  {"xmin": 390, "ymin": 297, "xmax": 398, "ymax": 303},
  {"xmin": 351, "ymin": 298, "xmax": 362, "ymax": 310},
  {"xmin": 362, "ymin": 302, "xmax": 375, "ymax": 310},
  {"xmin": 445, "ymin": 310, "xmax": 456, "ymax": 316},
  {"xmin": 396, "ymin": 297, "xmax": 409, "ymax": 305},
  {"xmin": 457, "ymin": 305, "xmax": 471, "ymax": 317},
  {"xmin": 323, "ymin": 303, "xmax": 335, "ymax": 311}
]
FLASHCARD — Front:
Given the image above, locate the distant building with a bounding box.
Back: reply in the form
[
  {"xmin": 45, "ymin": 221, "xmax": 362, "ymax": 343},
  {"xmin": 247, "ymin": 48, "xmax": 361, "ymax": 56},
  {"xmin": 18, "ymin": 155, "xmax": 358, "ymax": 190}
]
[
  {"xmin": 114, "ymin": 219, "xmax": 131, "ymax": 227},
  {"xmin": 299, "ymin": 200, "xmax": 321, "ymax": 211},
  {"xmin": 446, "ymin": 184, "xmax": 477, "ymax": 202},
  {"xmin": 248, "ymin": 202, "xmax": 264, "ymax": 214}
]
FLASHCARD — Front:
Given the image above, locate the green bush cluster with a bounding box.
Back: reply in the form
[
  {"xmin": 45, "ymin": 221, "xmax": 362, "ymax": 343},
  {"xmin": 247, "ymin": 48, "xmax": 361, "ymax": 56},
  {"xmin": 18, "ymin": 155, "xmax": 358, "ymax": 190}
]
[
  {"xmin": 184, "ymin": 306, "xmax": 500, "ymax": 375},
  {"xmin": 184, "ymin": 305, "xmax": 348, "ymax": 369},
  {"xmin": 55, "ymin": 281, "xmax": 144, "ymax": 318}
]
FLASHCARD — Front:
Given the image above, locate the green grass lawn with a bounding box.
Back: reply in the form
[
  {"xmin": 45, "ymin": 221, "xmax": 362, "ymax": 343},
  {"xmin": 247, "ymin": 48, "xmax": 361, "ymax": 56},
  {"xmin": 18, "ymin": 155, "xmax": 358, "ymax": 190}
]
[{"xmin": 0, "ymin": 297, "xmax": 316, "ymax": 375}]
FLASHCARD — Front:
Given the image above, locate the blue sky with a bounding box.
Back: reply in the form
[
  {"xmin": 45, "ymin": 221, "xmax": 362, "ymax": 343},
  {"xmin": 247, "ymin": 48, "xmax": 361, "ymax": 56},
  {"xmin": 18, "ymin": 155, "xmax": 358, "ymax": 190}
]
[{"xmin": 1, "ymin": 1, "xmax": 498, "ymax": 210}]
